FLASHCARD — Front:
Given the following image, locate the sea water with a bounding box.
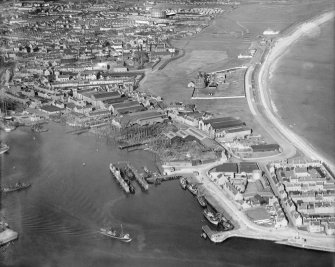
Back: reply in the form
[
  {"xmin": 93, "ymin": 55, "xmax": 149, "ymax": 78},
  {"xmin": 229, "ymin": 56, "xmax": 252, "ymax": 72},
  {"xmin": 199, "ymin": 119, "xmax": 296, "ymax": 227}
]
[{"xmin": 0, "ymin": 123, "xmax": 333, "ymax": 266}]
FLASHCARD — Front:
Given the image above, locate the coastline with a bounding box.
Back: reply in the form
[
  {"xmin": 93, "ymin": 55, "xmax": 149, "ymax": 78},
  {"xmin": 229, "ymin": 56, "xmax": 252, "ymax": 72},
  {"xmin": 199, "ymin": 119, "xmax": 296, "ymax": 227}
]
[
  {"xmin": 258, "ymin": 10, "xmax": 335, "ymax": 171},
  {"xmin": 167, "ymin": 161, "xmax": 335, "ymax": 252}
]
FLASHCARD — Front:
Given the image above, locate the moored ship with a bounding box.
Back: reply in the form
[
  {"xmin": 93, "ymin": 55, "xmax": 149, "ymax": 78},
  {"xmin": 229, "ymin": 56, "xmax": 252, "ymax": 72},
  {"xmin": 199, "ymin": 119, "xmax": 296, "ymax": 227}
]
[
  {"xmin": 180, "ymin": 177, "xmax": 187, "ymax": 189},
  {"xmin": 100, "ymin": 225, "xmax": 132, "ymax": 243},
  {"xmin": 109, "ymin": 163, "xmax": 130, "ymax": 193},
  {"xmin": 203, "ymin": 209, "xmax": 220, "ymax": 226},
  {"xmin": 1, "ymin": 182, "xmax": 31, "ymax": 193},
  {"xmin": 197, "ymin": 195, "xmax": 207, "ymax": 207},
  {"xmin": 187, "ymin": 183, "xmax": 198, "ymax": 195}
]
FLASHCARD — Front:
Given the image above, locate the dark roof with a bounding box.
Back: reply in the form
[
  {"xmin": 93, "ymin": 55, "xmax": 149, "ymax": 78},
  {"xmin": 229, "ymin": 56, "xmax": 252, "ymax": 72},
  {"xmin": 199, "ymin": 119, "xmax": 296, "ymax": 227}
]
[
  {"xmin": 93, "ymin": 91, "xmax": 120, "ymax": 99},
  {"xmin": 121, "ymin": 110, "xmax": 164, "ymax": 125},
  {"xmin": 213, "ymin": 163, "xmax": 238, "ymax": 173},
  {"xmin": 40, "ymin": 105, "xmax": 63, "ymax": 112},
  {"xmin": 117, "ymin": 105, "xmax": 145, "ymax": 115},
  {"xmin": 239, "ymin": 162, "xmax": 259, "ymax": 173},
  {"xmin": 203, "ymin": 117, "xmax": 236, "ymax": 124},
  {"xmin": 251, "ymin": 144, "xmax": 280, "ymax": 152},
  {"xmin": 211, "ymin": 120, "xmax": 245, "ymax": 130},
  {"xmin": 113, "ymin": 101, "xmax": 141, "ymax": 109},
  {"xmin": 203, "ymin": 117, "xmax": 245, "ymax": 130},
  {"xmin": 226, "ymin": 127, "xmax": 251, "ymax": 133},
  {"xmin": 103, "ymin": 97, "xmax": 127, "ymax": 105}
]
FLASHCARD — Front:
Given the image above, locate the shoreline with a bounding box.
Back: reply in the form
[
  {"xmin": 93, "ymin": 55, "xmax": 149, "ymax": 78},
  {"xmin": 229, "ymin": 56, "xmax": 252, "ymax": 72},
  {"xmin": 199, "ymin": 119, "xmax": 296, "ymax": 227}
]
[
  {"xmin": 168, "ymin": 162, "xmax": 335, "ymax": 252},
  {"xmin": 258, "ymin": 10, "xmax": 335, "ymax": 171}
]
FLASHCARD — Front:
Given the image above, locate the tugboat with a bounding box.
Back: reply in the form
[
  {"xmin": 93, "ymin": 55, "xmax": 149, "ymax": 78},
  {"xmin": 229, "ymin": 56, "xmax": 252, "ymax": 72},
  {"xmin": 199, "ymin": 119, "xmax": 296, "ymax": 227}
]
[
  {"xmin": 120, "ymin": 170, "xmax": 135, "ymax": 194},
  {"xmin": 180, "ymin": 177, "xmax": 187, "ymax": 190},
  {"xmin": 100, "ymin": 224, "xmax": 132, "ymax": 243},
  {"xmin": 31, "ymin": 124, "xmax": 48, "ymax": 133},
  {"xmin": 197, "ymin": 195, "xmax": 207, "ymax": 207},
  {"xmin": 1, "ymin": 181, "xmax": 31, "ymax": 193},
  {"xmin": 0, "ymin": 143, "xmax": 9, "ymax": 154},
  {"xmin": 203, "ymin": 209, "xmax": 220, "ymax": 226},
  {"xmin": 187, "ymin": 183, "xmax": 198, "ymax": 195}
]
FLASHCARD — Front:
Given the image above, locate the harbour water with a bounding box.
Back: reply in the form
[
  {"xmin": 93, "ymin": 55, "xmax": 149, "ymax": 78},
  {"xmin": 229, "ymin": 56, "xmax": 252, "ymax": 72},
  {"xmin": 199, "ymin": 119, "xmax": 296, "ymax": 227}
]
[
  {"xmin": 0, "ymin": 123, "xmax": 333, "ymax": 266},
  {"xmin": 270, "ymin": 19, "xmax": 335, "ymax": 164}
]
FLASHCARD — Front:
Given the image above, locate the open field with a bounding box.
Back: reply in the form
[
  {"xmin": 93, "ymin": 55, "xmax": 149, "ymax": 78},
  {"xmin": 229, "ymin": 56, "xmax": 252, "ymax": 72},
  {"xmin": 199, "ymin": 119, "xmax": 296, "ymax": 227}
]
[{"xmin": 140, "ymin": 0, "xmax": 333, "ymax": 144}]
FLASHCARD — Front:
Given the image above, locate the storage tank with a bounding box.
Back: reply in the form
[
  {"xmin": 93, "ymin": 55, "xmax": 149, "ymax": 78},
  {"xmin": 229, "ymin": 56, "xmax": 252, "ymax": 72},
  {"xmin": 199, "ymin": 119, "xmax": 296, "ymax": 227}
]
[
  {"xmin": 151, "ymin": 8, "xmax": 167, "ymax": 19},
  {"xmin": 252, "ymin": 169, "xmax": 262, "ymax": 180}
]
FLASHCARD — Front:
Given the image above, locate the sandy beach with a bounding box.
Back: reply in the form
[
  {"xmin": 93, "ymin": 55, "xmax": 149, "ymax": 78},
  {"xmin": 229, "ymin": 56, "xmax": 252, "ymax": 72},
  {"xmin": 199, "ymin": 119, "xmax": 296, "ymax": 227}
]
[{"xmin": 258, "ymin": 10, "xmax": 335, "ymax": 171}]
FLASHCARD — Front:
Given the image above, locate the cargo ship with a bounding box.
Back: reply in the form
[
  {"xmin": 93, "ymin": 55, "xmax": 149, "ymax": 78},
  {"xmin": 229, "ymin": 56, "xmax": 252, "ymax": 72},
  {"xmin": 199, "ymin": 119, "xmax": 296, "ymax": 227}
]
[
  {"xmin": 180, "ymin": 177, "xmax": 187, "ymax": 189},
  {"xmin": 1, "ymin": 182, "xmax": 31, "ymax": 193},
  {"xmin": 109, "ymin": 163, "xmax": 130, "ymax": 193},
  {"xmin": 100, "ymin": 224, "xmax": 132, "ymax": 243},
  {"xmin": 0, "ymin": 143, "xmax": 9, "ymax": 154},
  {"xmin": 187, "ymin": 183, "xmax": 198, "ymax": 195},
  {"xmin": 197, "ymin": 195, "xmax": 207, "ymax": 207},
  {"xmin": 203, "ymin": 209, "xmax": 220, "ymax": 226}
]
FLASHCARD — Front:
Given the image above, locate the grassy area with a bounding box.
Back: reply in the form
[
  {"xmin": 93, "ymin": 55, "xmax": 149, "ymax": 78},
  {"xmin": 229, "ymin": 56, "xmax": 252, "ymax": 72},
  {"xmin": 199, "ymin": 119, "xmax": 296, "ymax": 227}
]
[{"xmin": 140, "ymin": 0, "xmax": 333, "ymax": 144}]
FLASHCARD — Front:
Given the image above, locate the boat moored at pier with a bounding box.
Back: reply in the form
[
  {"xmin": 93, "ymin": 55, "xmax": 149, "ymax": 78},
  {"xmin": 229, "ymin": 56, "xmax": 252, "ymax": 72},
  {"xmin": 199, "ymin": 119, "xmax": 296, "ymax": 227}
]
[
  {"xmin": 203, "ymin": 209, "xmax": 220, "ymax": 226},
  {"xmin": 180, "ymin": 177, "xmax": 187, "ymax": 189},
  {"xmin": 109, "ymin": 163, "xmax": 130, "ymax": 193},
  {"xmin": 197, "ymin": 195, "xmax": 207, "ymax": 207},
  {"xmin": 187, "ymin": 183, "xmax": 198, "ymax": 195}
]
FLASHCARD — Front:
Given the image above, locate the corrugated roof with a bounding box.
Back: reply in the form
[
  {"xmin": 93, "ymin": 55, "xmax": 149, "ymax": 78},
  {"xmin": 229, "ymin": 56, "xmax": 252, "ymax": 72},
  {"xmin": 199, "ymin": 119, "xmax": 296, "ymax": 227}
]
[
  {"xmin": 251, "ymin": 144, "xmax": 280, "ymax": 152},
  {"xmin": 93, "ymin": 91, "xmax": 120, "ymax": 99},
  {"xmin": 214, "ymin": 163, "xmax": 238, "ymax": 173}
]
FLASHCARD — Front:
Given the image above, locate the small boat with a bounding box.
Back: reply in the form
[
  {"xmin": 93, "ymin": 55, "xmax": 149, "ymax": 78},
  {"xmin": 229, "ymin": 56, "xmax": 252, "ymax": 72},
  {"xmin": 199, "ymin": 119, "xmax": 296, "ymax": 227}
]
[
  {"xmin": 197, "ymin": 195, "xmax": 207, "ymax": 207},
  {"xmin": 100, "ymin": 224, "xmax": 132, "ymax": 243},
  {"xmin": 31, "ymin": 125, "xmax": 48, "ymax": 133},
  {"xmin": 187, "ymin": 183, "xmax": 198, "ymax": 195},
  {"xmin": 203, "ymin": 209, "xmax": 220, "ymax": 226},
  {"xmin": 221, "ymin": 220, "xmax": 234, "ymax": 230},
  {"xmin": 180, "ymin": 177, "xmax": 187, "ymax": 190},
  {"xmin": 0, "ymin": 143, "xmax": 9, "ymax": 154},
  {"xmin": 3, "ymin": 125, "xmax": 15, "ymax": 132},
  {"xmin": 201, "ymin": 232, "xmax": 207, "ymax": 239},
  {"xmin": 2, "ymin": 182, "xmax": 31, "ymax": 193}
]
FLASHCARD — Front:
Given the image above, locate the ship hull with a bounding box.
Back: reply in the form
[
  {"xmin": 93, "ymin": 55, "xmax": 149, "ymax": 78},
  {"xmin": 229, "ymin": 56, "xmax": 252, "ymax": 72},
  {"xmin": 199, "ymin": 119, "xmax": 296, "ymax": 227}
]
[
  {"xmin": 100, "ymin": 230, "xmax": 132, "ymax": 242},
  {"xmin": 203, "ymin": 210, "xmax": 220, "ymax": 226},
  {"xmin": 2, "ymin": 184, "xmax": 31, "ymax": 193},
  {"xmin": 187, "ymin": 184, "xmax": 198, "ymax": 195},
  {"xmin": 197, "ymin": 196, "xmax": 207, "ymax": 207}
]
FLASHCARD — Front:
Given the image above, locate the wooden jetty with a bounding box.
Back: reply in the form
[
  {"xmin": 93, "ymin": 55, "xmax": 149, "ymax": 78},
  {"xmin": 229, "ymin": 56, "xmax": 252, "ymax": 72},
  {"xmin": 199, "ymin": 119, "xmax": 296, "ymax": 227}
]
[
  {"xmin": 119, "ymin": 142, "xmax": 146, "ymax": 150},
  {"xmin": 126, "ymin": 163, "xmax": 149, "ymax": 190},
  {"xmin": 146, "ymin": 174, "xmax": 182, "ymax": 184}
]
